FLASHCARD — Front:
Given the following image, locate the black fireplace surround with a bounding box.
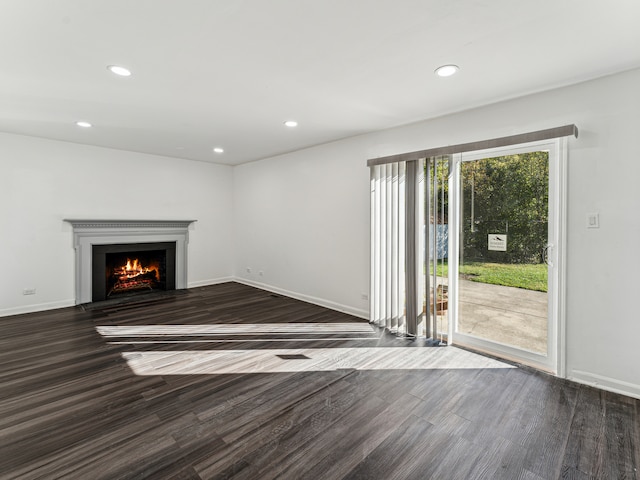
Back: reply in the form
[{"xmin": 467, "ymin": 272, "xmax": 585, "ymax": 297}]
[{"xmin": 91, "ymin": 242, "xmax": 176, "ymax": 302}]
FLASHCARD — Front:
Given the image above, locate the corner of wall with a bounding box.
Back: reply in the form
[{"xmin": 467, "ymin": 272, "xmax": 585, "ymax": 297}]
[{"xmin": 234, "ymin": 277, "xmax": 368, "ymax": 320}]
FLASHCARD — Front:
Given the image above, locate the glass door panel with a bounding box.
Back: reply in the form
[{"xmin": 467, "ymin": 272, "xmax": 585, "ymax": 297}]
[
  {"xmin": 450, "ymin": 141, "xmax": 560, "ymax": 372},
  {"xmin": 458, "ymin": 150, "xmax": 548, "ymax": 353}
]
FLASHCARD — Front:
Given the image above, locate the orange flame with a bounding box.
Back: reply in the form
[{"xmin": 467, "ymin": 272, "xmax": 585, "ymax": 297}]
[{"xmin": 117, "ymin": 258, "xmax": 154, "ymax": 279}]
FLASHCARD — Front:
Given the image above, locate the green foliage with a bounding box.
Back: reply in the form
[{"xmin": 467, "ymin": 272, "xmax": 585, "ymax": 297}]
[
  {"xmin": 426, "ymin": 158, "xmax": 450, "ymax": 221},
  {"xmin": 461, "ymin": 152, "xmax": 549, "ymax": 263}
]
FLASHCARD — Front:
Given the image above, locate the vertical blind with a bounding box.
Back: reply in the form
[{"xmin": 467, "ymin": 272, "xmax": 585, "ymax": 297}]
[{"xmin": 370, "ymin": 160, "xmax": 422, "ymax": 336}]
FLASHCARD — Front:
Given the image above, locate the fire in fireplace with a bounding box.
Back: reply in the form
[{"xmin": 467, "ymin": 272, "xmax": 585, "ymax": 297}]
[
  {"xmin": 109, "ymin": 256, "xmax": 160, "ymax": 296},
  {"xmin": 92, "ymin": 242, "xmax": 176, "ymax": 302}
]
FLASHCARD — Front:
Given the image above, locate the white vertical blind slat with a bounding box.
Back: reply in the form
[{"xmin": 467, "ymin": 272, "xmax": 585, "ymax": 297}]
[
  {"xmin": 379, "ymin": 165, "xmax": 387, "ymax": 326},
  {"xmin": 417, "ymin": 162, "xmax": 425, "ymax": 335},
  {"xmin": 370, "ymin": 167, "xmax": 379, "ymax": 324},
  {"xmin": 391, "ymin": 163, "xmax": 399, "ymax": 331},
  {"xmin": 398, "ymin": 162, "xmax": 407, "ymax": 334},
  {"xmin": 384, "ymin": 164, "xmax": 394, "ymax": 328}
]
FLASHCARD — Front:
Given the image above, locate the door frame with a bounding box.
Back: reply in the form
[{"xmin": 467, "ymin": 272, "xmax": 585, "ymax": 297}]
[{"xmin": 448, "ymin": 138, "xmax": 567, "ymax": 375}]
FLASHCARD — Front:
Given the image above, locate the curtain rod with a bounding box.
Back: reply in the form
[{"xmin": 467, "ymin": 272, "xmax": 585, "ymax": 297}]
[{"xmin": 367, "ymin": 124, "xmax": 578, "ymax": 167}]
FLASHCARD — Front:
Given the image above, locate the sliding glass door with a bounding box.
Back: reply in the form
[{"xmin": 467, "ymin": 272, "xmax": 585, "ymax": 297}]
[
  {"xmin": 448, "ymin": 140, "xmax": 564, "ymax": 373},
  {"xmin": 370, "ymin": 129, "xmax": 571, "ymax": 374}
]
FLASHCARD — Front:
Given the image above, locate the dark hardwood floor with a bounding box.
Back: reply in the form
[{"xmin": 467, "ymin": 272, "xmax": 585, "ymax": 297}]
[{"xmin": 1, "ymin": 282, "xmax": 638, "ymax": 479}]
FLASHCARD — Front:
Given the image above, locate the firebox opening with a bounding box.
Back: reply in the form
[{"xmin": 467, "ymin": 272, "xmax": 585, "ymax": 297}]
[
  {"xmin": 106, "ymin": 250, "xmax": 164, "ymax": 297},
  {"xmin": 92, "ymin": 242, "xmax": 176, "ymax": 302}
]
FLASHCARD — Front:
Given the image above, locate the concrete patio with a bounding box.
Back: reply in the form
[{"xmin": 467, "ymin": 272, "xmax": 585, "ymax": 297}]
[{"xmin": 428, "ymin": 279, "xmax": 548, "ymax": 354}]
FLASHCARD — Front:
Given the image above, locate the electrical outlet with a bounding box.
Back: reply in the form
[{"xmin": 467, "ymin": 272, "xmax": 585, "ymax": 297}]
[
  {"xmin": 23, "ymin": 288, "xmax": 36, "ymax": 295},
  {"xmin": 587, "ymin": 213, "xmax": 599, "ymax": 229}
]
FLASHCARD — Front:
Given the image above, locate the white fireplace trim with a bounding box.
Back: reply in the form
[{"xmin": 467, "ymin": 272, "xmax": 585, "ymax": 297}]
[{"xmin": 65, "ymin": 219, "xmax": 196, "ymax": 304}]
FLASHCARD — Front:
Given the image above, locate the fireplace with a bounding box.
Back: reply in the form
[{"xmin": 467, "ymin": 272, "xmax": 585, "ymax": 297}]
[
  {"xmin": 65, "ymin": 219, "xmax": 195, "ymax": 304},
  {"xmin": 91, "ymin": 242, "xmax": 176, "ymax": 302}
]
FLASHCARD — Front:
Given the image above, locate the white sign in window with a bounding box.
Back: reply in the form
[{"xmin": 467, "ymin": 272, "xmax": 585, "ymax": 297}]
[{"xmin": 488, "ymin": 234, "xmax": 507, "ymax": 251}]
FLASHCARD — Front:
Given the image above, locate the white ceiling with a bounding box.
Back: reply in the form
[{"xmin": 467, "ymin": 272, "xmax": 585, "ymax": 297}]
[{"xmin": 1, "ymin": 0, "xmax": 639, "ymax": 166}]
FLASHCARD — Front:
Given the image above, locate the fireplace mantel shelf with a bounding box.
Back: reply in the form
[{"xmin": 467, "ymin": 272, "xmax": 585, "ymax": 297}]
[
  {"xmin": 64, "ymin": 219, "xmax": 197, "ymax": 229},
  {"xmin": 65, "ymin": 219, "xmax": 195, "ymax": 304}
]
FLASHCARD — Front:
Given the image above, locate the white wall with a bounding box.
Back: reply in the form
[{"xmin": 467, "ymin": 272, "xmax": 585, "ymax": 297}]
[
  {"xmin": 233, "ymin": 141, "xmax": 370, "ymax": 317},
  {"xmin": 234, "ymin": 67, "xmax": 640, "ymax": 397},
  {"xmin": 0, "ymin": 134, "xmax": 234, "ymax": 316}
]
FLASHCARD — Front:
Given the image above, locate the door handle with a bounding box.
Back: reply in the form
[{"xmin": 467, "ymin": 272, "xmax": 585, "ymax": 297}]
[{"xmin": 544, "ymin": 244, "xmax": 554, "ymax": 267}]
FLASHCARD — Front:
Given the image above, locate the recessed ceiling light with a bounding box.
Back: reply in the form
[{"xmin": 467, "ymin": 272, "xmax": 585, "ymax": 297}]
[
  {"xmin": 284, "ymin": 120, "xmax": 298, "ymax": 128},
  {"xmin": 107, "ymin": 65, "xmax": 132, "ymax": 77},
  {"xmin": 213, "ymin": 147, "xmax": 224, "ymax": 154},
  {"xmin": 76, "ymin": 121, "xmax": 92, "ymax": 128},
  {"xmin": 435, "ymin": 64, "xmax": 459, "ymax": 77}
]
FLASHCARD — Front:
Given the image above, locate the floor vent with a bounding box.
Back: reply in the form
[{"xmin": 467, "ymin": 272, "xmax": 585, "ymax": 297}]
[{"xmin": 277, "ymin": 354, "xmax": 310, "ymax": 360}]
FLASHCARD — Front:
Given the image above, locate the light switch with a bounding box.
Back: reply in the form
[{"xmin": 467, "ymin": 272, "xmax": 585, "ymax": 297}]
[{"xmin": 587, "ymin": 213, "xmax": 599, "ymax": 229}]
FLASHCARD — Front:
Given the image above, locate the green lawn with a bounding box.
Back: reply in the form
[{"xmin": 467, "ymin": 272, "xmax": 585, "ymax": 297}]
[{"xmin": 430, "ymin": 260, "xmax": 547, "ymax": 292}]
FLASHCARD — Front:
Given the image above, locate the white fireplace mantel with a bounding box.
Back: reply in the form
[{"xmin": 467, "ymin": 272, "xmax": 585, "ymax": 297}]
[{"xmin": 65, "ymin": 219, "xmax": 196, "ymax": 304}]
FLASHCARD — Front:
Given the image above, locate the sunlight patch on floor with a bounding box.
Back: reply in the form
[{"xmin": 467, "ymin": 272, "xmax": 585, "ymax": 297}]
[
  {"xmin": 106, "ymin": 337, "xmax": 379, "ymax": 344},
  {"xmin": 96, "ymin": 323, "xmax": 377, "ymax": 337},
  {"xmin": 120, "ymin": 346, "xmax": 515, "ymax": 375}
]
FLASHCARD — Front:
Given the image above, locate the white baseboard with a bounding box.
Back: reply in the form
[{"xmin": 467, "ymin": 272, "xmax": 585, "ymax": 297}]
[
  {"xmin": 569, "ymin": 369, "xmax": 640, "ymax": 400},
  {"xmin": 234, "ymin": 277, "xmax": 368, "ymax": 320},
  {"xmin": 0, "ymin": 299, "xmax": 76, "ymax": 318},
  {"xmin": 187, "ymin": 276, "xmax": 234, "ymax": 288}
]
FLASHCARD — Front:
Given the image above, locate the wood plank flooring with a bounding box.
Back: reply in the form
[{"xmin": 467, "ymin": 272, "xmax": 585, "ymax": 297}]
[{"xmin": 1, "ymin": 282, "xmax": 638, "ymax": 479}]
